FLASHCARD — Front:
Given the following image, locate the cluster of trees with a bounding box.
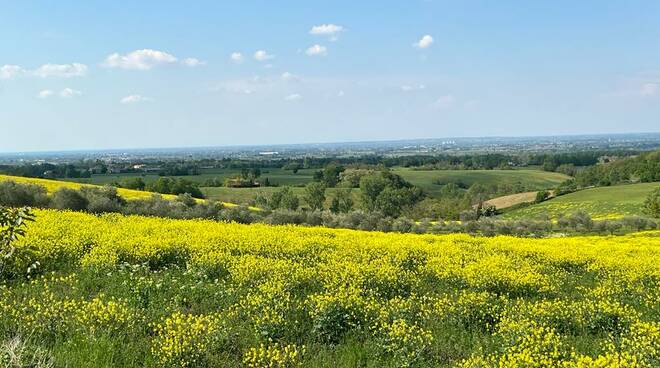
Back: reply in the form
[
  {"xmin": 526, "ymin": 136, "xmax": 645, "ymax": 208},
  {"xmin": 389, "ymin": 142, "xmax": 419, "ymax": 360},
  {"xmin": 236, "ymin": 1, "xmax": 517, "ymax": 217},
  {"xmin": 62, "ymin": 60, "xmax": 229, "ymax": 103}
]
[
  {"xmin": 531, "ymin": 151, "xmax": 621, "ymax": 171},
  {"xmin": 256, "ymin": 170, "xmax": 425, "ymax": 217},
  {"xmin": 1, "ymin": 180, "xmax": 657, "ymax": 237},
  {"xmin": 118, "ymin": 177, "xmax": 205, "ymax": 198},
  {"xmin": 572, "ymin": 150, "xmax": 660, "ymax": 187},
  {"xmin": 0, "ymin": 163, "xmax": 91, "ymax": 179}
]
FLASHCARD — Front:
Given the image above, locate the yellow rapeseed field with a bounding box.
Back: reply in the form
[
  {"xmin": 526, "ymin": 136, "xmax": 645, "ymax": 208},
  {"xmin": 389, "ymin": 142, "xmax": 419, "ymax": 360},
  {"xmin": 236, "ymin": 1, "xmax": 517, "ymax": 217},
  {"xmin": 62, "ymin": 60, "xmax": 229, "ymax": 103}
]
[
  {"xmin": 1, "ymin": 209, "xmax": 659, "ymax": 367},
  {"xmin": 0, "ymin": 174, "xmax": 245, "ymax": 207}
]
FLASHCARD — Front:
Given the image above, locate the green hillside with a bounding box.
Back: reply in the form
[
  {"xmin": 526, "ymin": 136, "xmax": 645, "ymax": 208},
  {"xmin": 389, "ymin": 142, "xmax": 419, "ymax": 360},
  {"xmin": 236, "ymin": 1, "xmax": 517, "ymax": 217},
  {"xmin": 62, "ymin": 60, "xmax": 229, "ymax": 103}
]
[
  {"xmin": 392, "ymin": 168, "xmax": 570, "ymax": 198},
  {"xmin": 503, "ymin": 182, "xmax": 660, "ymax": 219}
]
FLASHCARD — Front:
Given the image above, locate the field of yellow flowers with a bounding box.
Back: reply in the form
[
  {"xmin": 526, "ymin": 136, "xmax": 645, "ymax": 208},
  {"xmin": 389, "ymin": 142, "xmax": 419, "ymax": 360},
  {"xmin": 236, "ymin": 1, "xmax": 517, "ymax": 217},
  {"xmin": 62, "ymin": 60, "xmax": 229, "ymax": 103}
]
[{"xmin": 1, "ymin": 209, "xmax": 659, "ymax": 367}]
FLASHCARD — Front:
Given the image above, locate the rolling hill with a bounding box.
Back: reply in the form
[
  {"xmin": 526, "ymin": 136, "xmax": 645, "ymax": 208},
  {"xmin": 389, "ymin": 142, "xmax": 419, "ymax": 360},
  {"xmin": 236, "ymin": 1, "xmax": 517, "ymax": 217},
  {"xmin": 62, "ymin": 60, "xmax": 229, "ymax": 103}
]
[
  {"xmin": 503, "ymin": 182, "xmax": 660, "ymax": 220},
  {"xmin": 392, "ymin": 168, "xmax": 570, "ymax": 198}
]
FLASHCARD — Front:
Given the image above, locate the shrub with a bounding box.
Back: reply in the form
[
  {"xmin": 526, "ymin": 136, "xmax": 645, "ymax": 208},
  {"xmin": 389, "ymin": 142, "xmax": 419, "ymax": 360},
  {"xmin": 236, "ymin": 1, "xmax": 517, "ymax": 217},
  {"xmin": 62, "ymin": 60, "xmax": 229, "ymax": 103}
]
[
  {"xmin": 644, "ymin": 187, "xmax": 660, "ymax": 218},
  {"xmin": 535, "ymin": 190, "xmax": 550, "ymax": 203},
  {"xmin": 51, "ymin": 188, "xmax": 88, "ymax": 211},
  {"xmin": 80, "ymin": 186, "xmax": 125, "ymax": 213},
  {"xmin": 0, "ymin": 181, "xmax": 48, "ymax": 207}
]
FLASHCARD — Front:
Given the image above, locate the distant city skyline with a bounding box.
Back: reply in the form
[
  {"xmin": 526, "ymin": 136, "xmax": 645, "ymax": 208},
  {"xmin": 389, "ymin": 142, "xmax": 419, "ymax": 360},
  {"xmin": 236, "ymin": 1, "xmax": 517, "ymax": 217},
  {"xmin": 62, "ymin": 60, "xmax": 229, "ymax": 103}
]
[{"xmin": 1, "ymin": 1, "xmax": 660, "ymax": 152}]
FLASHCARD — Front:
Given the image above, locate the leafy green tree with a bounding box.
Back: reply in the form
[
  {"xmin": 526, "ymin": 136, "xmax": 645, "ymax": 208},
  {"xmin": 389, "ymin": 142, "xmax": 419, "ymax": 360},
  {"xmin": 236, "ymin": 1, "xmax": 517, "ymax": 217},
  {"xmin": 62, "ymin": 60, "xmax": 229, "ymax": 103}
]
[
  {"xmin": 467, "ymin": 183, "xmax": 489, "ymax": 206},
  {"xmin": 1, "ymin": 206, "xmax": 35, "ymax": 276},
  {"xmin": 147, "ymin": 178, "xmax": 204, "ymax": 198},
  {"xmin": 304, "ymin": 182, "xmax": 326, "ymax": 210},
  {"xmin": 644, "ymin": 187, "xmax": 660, "ymax": 218},
  {"xmin": 270, "ymin": 186, "xmax": 299, "ymax": 210},
  {"xmin": 359, "ymin": 171, "xmax": 424, "ymax": 216},
  {"xmin": 121, "ymin": 177, "xmax": 146, "ymax": 190},
  {"xmin": 535, "ymin": 190, "xmax": 550, "ymax": 203},
  {"xmin": 316, "ymin": 163, "xmax": 345, "ymax": 187},
  {"xmin": 330, "ymin": 189, "xmax": 354, "ymax": 214},
  {"xmin": 359, "ymin": 174, "xmax": 389, "ymax": 211}
]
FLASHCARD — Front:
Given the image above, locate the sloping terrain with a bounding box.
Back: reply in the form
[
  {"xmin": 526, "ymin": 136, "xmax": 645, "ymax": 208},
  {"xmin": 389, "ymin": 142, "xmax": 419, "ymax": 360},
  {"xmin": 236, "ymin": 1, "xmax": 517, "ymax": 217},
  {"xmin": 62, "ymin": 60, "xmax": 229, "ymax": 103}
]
[{"xmin": 504, "ymin": 182, "xmax": 660, "ymax": 219}]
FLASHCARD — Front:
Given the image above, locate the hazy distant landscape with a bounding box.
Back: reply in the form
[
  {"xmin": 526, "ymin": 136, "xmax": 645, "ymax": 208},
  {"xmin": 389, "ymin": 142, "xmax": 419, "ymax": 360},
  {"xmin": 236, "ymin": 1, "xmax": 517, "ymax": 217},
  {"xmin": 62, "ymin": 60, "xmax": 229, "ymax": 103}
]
[{"xmin": 2, "ymin": 2, "xmax": 660, "ymax": 367}]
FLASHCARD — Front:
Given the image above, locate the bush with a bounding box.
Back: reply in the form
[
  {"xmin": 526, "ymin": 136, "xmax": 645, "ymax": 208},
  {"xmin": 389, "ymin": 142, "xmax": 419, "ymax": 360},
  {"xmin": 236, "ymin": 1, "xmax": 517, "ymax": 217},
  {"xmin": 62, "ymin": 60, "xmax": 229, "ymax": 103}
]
[
  {"xmin": 535, "ymin": 190, "xmax": 550, "ymax": 203},
  {"xmin": 265, "ymin": 210, "xmax": 307, "ymax": 225},
  {"xmin": 51, "ymin": 188, "xmax": 88, "ymax": 211},
  {"xmin": 0, "ymin": 181, "xmax": 49, "ymax": 207},
  {"xmin": 218, "ymin": 206, "xmax": 260, "ymax": 224},
  {"xmin": 80, "ymin": 186, "xmax": 125, "ymax": 213},
  {"xmin": 644, "ymin": 187, "xmax": 660, "ymax": 218}
]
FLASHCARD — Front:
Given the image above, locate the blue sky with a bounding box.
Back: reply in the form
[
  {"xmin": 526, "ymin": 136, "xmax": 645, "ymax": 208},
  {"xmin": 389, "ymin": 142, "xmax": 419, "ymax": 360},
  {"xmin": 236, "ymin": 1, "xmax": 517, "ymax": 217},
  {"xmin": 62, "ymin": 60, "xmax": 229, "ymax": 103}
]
[{"xmin": 1, "ymin": 1, "xmax": 659, "ymax": 152}]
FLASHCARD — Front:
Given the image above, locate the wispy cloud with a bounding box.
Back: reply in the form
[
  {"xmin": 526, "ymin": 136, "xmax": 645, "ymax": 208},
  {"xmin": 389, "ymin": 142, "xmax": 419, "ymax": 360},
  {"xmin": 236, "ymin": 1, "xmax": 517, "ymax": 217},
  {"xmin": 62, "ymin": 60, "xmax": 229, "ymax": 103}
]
[
  {"xmin": 285, "ymin": 93, "xmax": 302, "ymax": 101},
  {"xmin": 59, "ymin": 88, "xmax": 82, "ymax": 98},
  {"xmin": 310, "ymin": 24, "xmax": 344, "ymax": 41},
  {"xmin": 230, "ymin": 52, "xmax": 244, "ymax": 63},
  {"xmin": 254, "ymin": 50, "xmax": 275, "ymax": 62},
  {"xmin": 37, "ymin": 88, "xmax": 82, "ymax": 99},
  {"xmin": 120, "ymin": 94, "xmax": 153, "ymax": 104},
  {"xmin": 640, "ymin": 83, "xmax": 658, "ymax": 97},
  {"xmin": 0, "ymin": 65, "xmax": 26, "ymax": 79},
  {"xmin": 103, "ymin": 49, "xmax": 178, "ymax": 70},
  {"xmin": 36, "ymin": 89, "xmax": 54, "ymax": 98},
  {"xmin": 401, "ymin": 84, "xmax": 426, "ymax": 92},
  {"xmin": 281, "ymin": 72, "xmax": 301, "ymax": 82},
  {"xmin": 182, "ymin": 58, "xmax": 206, "ymax": 67},
  {"xmin": 33, "ymin": 63, "xmax": 88, "ymax": 78},
  {"xmin": 305, "ymin": 44, "xmax": 327, "ymax": 57},
  {"xmin": 433, "ymin": 94, "xmax": 456, "ymax": 110}
]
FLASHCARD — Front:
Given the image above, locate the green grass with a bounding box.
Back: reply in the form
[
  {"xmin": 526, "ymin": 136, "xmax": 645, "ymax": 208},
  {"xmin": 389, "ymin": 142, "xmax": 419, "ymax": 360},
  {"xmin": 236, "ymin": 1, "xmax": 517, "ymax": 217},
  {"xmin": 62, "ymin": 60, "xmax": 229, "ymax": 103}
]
[
  {"xmin": 391, "ymin": 168, "xmax": 570, "ymax": 198},
  {"xmin": 503, "ymin": 182, "xmax": 660, "ymax": 219},
  {"xmin": 67, "ymin": 168, "xmax": 317, "ymax": 187},
  {"xmin": 69, "ymin": 167, "xmax": 570, "ymax": 204}
]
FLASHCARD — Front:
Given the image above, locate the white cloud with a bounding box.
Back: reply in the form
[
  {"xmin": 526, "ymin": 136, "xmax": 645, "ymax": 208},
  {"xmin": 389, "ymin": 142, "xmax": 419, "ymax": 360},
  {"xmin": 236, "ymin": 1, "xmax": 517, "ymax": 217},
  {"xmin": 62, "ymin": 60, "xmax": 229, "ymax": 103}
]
[
  {"xmin": 37, "ymin": 90, "xmax": 54, "ymax": 98},
  {"xmin": 305, "ymin": 44, "xmax": 327, "ymax": 56},
  {"xmin": 337, "ymin": 90, "xmax": 345, "ymax": 97},
  {"xmin": 284, "ymin": 93, "xmax": 302, "ymax": 101},
  {"xmin": 182, "ymin": 58, "xmax": 205, "ymax": 67},
  {"xmin": 254, "ymin": 50, "xmax": 275, "ymax": 62},
  {"xmin": 0, "ymin": 65, "xmax": 26, "ymax": 79},
  {"xmin": 434, "ymin": 95, "xmax": 456, "ymax": 110},
  {"xmin": 281, "ymin": 72, "xmax": 301, "ymax": 82},
  {"xmin": 413, "ymin": 35, "xmax": 434, "ymax": 49},
  {"xmin": 33, "ymin": 63, "xmax": 88, "ymax": 78},
  {"xmin": 59, "ymin": 88, "xmax": 82, "ymax": 98},
  {"xmin": 640, "ymin": 83, "xmax": 658, "ymax": 97},
  {"xmin": 120, "ymin": 94, "xmax": 153, "ymax": 104},
  {"xmin": 230, "ymin": 52, "xmax": 244, "ymax": 63},
  {"xmin": 103, "ymin": 49, "xmax": 178, "ymax": 70},
  {"xmin": 37, "ymin": 88, "xmax": 82, "ymax": 99},
  {"xmin": 401, "ymin": 84, "xmax": 426, "ymax": 92},
  {"xmin": 310, "ymin": 24, "xmax": 344, "ymax": 41}
]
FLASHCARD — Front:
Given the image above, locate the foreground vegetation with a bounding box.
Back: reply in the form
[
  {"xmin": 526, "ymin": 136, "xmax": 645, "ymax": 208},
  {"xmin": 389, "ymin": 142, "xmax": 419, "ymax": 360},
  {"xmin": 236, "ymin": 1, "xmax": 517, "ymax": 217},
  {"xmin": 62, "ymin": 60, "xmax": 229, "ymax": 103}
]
[
  {"xmin": 1, "ymin": 176, "xmax": 658, "ymax": 238},
  {"xmin": 0, "ymin": 209, "xmax": 659, "ymax": 367}
]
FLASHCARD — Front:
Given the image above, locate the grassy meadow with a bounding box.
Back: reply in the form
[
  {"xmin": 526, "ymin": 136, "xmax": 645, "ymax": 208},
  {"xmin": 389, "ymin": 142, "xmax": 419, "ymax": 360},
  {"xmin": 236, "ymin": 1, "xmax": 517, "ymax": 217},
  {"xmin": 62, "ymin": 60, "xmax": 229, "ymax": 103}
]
[
  {"xmin": 391, "ymin": 168, "xmax": 570, "ymax": 198},
  {"xmin": 1, "ymin": 209, "xmax": 658, "ymax": 367},
  {"xmin": 504, "ymin": 182, "xmax": 660, "ymax": 220}
]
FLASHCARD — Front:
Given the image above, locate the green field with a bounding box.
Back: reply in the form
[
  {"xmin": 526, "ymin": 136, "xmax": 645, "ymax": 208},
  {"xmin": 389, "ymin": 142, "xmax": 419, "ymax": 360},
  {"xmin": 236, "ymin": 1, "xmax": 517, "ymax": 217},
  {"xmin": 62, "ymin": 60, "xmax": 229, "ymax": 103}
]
[
  {"xmin": 67, "ymin": 167, "xmax": 316, "ymax": 187},
  {"xmin": 68, "ymin": 168, "xmax": 571, "ymax": 204},
  {"xmin": 504, "ymin": 182, "xmax": 660, "ymax": 220},
  {"xmin": 391, "ymin": 168, "xmax": 570, "ymax": 198}
]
